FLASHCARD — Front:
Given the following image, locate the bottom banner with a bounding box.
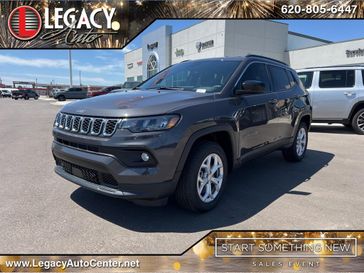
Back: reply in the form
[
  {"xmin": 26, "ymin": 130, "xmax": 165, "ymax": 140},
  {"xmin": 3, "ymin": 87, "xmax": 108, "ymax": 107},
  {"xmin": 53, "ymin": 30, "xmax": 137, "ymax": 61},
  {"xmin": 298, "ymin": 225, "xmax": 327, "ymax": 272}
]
[{"xmin": 1, "ymin": 231, "xmax": 363, "ymax": 272}]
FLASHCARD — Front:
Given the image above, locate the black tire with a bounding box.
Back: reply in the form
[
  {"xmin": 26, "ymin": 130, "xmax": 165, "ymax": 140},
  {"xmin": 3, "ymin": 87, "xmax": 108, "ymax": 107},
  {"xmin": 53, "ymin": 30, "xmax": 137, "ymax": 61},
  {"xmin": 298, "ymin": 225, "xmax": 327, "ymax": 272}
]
[
  {"xmin": 34, "ymin": 96, "xmax": 39, "ymax": 100},
  {"xmin": 14, "ymin": 98, "xmax": 18, "ymax": 100},
  {"xmin": 175, "ymin": 141, "xmax": 228, "ymax": 212},
  {"xmin": 24, "ymin": 96, "xmax": 29, "ymax": 100},
  {"xmin": 352, "ymin": 108, "xmax": 364, "ymax": 135},
  {"xmin": 58, "ymin": 95, "xmax": 66, "ymax": 101},
  {"xmin": 282, "ymin": 122, "xmax": 308, "ymax": 162}
]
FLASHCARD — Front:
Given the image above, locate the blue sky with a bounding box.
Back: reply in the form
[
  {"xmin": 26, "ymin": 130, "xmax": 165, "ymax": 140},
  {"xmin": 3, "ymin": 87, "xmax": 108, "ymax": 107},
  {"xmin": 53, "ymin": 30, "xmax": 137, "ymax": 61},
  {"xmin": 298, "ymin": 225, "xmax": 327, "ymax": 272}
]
[{"xmin": 0, "ymin": 20, "xmax": 363, "ymax": 86}]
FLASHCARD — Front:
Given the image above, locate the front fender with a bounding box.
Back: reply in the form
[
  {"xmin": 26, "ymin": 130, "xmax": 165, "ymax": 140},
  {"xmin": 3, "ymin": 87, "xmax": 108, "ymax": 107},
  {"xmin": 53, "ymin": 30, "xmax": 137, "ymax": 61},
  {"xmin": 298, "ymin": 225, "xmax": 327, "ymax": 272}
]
[{"xmin": 174, "ymin": 124, "xmax": 238, "ymax": 176}]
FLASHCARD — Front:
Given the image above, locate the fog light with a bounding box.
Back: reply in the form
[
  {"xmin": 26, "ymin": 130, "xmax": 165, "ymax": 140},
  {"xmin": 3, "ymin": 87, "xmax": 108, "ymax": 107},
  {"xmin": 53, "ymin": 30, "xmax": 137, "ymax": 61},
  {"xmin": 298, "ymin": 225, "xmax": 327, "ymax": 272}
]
[{"xmin": 141, "ymin": 152, "xmax": 150, "ymax": 162}]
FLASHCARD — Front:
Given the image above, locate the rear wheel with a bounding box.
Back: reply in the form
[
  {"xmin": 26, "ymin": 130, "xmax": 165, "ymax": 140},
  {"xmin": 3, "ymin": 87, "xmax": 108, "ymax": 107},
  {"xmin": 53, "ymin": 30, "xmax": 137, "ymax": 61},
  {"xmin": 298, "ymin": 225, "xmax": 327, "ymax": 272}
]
[
  {"xmin": 282, "ymin": 122, "xmax": 308, "ymax": 162},
  {"xmin": 175, "ymin": 141, "xmax": 228, "ymax": 212},
  {"xmin": 352, "ymin": 108, "xmax": 364, "ymax": 135},
  {"xmin": 24, "ymin": 95, "xmax": 29, "ymax": 100}
]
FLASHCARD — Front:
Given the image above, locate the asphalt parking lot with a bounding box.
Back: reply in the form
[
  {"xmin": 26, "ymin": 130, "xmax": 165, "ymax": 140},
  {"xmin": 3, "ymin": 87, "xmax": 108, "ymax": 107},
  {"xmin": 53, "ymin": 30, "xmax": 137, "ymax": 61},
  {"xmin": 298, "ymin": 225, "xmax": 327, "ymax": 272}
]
[{"xmin": 0, "ymin": 97, "xmax": 363, "ymax": 254}]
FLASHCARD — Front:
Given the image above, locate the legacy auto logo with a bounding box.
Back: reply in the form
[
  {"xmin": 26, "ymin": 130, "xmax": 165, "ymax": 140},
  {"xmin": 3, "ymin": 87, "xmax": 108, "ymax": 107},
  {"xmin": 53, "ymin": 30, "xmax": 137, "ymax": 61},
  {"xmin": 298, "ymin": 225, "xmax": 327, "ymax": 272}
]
[
  {"xmin": 8, "ymin": 6, "xmax": 42, "ymax": 40},
  {"xmin": 8, "ymin": 5, "xmax": 117, "ymax": 45}
]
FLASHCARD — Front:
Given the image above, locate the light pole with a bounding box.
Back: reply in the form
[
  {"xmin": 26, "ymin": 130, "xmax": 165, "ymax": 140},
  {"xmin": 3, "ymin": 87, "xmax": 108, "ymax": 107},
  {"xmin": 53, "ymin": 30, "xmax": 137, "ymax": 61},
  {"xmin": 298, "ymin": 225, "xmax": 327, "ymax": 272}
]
[
  {"xmin": 68, "ymin": 50, "xmax": 73, "ymax": 87},
  {"xmin": 79, "ymin": 70, "xmax": 82, "ymax": 86}
]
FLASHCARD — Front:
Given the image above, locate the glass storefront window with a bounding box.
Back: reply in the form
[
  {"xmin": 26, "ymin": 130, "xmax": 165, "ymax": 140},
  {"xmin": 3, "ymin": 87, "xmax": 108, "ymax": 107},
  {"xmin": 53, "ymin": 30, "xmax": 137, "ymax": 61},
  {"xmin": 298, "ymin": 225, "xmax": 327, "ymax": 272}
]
[{"xmin": 147, "ymin": 54, "xmax": 158, "ymax": 78}]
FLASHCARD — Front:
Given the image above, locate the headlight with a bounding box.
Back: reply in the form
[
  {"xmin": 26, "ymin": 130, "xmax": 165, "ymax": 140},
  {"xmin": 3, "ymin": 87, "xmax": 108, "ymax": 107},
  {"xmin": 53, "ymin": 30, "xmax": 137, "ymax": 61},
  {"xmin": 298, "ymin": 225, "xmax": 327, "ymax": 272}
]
[
  {"xmin": 54, "ymin": 112, "xmax": 61, "ymax": 127},
  {"xmin": 120, "ymin": 115, "xmax": 180, "ymax": 133}
]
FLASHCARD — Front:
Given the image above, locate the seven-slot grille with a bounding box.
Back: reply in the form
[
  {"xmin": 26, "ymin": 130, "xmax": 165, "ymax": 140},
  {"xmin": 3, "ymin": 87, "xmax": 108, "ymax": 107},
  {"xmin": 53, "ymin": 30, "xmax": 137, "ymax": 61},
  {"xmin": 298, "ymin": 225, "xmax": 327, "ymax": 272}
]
[{"xmin": 54, "ymin": 113, "xmax": 121, "ymax": 137}]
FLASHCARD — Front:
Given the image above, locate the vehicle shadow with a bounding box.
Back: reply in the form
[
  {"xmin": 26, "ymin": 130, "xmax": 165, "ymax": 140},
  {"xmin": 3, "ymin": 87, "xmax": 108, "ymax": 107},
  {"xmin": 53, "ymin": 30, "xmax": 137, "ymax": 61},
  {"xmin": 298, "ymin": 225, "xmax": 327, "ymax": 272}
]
[
  {"xmin": 310, "ymin": 124, "xmax": 354, "ymax": 135},
  {"xmin": 71, "ymin": 149, "xmax": 334, "ymax": 233}
]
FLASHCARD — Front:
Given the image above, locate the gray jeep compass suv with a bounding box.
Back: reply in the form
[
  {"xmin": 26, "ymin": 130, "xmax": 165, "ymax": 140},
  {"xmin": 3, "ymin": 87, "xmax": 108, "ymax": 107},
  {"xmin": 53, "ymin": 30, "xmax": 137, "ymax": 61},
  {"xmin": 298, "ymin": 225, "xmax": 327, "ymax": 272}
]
[{"xmin": 52, "ymin": 55, "xmax": 312, "ymax": 212}]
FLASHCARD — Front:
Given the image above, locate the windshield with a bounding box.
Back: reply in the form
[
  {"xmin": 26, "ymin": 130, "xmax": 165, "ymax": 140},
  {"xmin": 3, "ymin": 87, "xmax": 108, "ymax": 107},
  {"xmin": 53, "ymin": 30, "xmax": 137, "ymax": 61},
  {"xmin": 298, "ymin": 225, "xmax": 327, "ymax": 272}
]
[
  {"xmin": 123, "ymin": 82, "xmax": 139, "ymax": 89},
  {"xmin": 138, "ymin": 60, "xmax": 240, "ymax": 93}
]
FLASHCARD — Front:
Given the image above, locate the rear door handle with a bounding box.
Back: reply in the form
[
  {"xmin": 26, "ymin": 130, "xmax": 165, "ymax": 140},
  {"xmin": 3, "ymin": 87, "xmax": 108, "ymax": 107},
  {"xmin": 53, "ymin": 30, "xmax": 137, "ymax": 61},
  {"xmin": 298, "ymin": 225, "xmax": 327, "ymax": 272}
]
[{"xmin": 344, "ymin": 92, "xmax": 355, "ymax": 97}]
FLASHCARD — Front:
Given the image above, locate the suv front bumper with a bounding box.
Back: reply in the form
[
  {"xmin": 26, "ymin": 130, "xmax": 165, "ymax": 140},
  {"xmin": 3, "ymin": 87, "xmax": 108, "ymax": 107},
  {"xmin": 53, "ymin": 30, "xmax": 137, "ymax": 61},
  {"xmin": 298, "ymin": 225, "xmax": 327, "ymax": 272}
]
[{"xmin": 52, "ymin": 141, "xmax": 179, "ymax": 201}]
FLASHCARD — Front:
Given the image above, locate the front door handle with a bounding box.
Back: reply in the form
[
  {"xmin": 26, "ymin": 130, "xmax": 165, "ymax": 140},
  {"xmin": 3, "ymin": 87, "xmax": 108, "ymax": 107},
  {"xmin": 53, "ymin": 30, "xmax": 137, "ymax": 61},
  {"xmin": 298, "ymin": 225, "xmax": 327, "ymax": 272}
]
[{"xmin": 269, "ymin": 99, "xmax": 278, "ymax": 104}]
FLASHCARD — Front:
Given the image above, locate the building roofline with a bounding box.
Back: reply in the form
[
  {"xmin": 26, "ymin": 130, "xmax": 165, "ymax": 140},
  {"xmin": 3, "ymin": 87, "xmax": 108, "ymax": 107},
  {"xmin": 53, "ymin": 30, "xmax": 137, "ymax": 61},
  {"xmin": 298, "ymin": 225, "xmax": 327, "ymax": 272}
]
[
  {"xmin": 124, "ymin": 47, "xmax": 142, "ymax": 55},
  {"xmin": 171, "ymin": 19, "xmax": 204, "ymax": 36},
  {"xmin": 288, "ymin": 31, "xmax": 332, "ymax": 44}
]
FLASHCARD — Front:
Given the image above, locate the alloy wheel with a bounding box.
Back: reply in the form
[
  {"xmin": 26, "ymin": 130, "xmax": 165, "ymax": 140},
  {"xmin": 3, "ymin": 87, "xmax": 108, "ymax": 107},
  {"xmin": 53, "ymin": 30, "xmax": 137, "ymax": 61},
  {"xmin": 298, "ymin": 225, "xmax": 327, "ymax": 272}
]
[
  {"xmin": 296, "ymin": 127, "xmax": 307, "ymax": 157},
  {"xmin": 357, "ymin": 112, "xmax": 364, "ymax": 132},
  {"xmin": 196, "ymin": 153, "xmax": 224, "ymax": 203}
]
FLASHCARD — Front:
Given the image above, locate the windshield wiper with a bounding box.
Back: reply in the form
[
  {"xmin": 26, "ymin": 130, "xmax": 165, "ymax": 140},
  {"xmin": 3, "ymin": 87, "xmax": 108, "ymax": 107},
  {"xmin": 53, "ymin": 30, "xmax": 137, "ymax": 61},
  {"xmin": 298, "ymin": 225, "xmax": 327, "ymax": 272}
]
[
  {"xmin": 145, "ymin": 86, "xmax": 185, "ymax": 91},
  {"xmin": 159, "ymin": 86, "xmax": 185, "ymax": 90}
]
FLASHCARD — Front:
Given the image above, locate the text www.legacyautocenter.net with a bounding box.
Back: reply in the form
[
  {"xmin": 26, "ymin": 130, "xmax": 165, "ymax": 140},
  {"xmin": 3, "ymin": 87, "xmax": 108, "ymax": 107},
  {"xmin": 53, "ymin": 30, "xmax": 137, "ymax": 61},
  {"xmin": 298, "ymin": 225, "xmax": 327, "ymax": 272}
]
[{"xmin": 5, "ymin": 258, "xmax": 140, "ymax": 270}]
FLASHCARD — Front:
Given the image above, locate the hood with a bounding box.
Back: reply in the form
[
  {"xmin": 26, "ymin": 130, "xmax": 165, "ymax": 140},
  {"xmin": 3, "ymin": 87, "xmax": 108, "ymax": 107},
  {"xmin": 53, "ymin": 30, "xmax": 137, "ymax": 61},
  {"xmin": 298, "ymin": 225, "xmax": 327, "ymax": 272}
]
[{"xmin": 61, "ymin": 89, "xmax": 214, "ymax": 117}]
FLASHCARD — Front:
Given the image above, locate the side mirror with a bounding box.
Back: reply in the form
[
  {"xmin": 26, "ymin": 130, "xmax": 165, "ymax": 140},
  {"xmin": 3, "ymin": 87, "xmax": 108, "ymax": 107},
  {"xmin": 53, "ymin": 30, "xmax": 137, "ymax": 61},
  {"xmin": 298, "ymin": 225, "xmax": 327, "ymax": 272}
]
[{"xmin": 235, "ymin": 80, "xmax": 265, "ymax": 95}]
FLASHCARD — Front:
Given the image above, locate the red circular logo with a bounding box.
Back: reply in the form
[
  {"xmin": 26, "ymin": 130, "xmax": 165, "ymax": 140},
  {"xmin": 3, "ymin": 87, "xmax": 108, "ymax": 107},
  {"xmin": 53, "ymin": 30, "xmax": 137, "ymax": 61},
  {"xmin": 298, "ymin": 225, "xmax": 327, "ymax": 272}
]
[{"xmin": 8, "ymin": 6, "xmax": 42, "ymax": 40}]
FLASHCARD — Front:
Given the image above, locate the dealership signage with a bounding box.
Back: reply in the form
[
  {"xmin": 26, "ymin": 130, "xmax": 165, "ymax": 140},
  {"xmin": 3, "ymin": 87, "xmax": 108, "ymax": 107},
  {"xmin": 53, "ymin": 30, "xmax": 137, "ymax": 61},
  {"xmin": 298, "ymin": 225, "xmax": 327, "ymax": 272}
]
[
  {"xmin": 346, "ymin": 48, "xmax": 364, "ymax": 58},
  {"xmin": 175, "ymin": 48, "xmax": 184, "ymax": 57},
  {"xmin": 196, "ymin": 40, "xmax": 214, "ymax": 52},
  {"xmin": 127, "ymin": 63, "xmax": 133, "ymax": 69},
  {"xmin": 147, "ymin": 42, "xmax": 158, "ymax": 50},
  {"xmin": 8, "ymin": 6, "xmax": 117, "ymax": 45}
]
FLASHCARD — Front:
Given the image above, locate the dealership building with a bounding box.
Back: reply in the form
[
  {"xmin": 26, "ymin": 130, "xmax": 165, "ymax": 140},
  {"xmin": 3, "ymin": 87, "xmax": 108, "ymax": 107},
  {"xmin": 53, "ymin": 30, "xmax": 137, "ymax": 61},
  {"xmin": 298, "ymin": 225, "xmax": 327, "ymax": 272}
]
[{"xmin": 124, "ymin": 20, "xmax": 364, "ymax": 81}]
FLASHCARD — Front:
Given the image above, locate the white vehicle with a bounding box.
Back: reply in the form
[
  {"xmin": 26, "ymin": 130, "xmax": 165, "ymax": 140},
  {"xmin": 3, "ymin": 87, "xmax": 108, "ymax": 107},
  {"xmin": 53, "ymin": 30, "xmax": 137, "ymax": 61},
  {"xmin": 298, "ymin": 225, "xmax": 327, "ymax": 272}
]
[
  {"xmin": 297, "ymin": 66, "xmax": 364, "ymax": 134},
  {"xmin": 51, "ymin": 88, "xmax": 64, "ymax": 97},
  {"xmin": 0, "ymin": 88, "xmax": 17, "ymax": 98}
]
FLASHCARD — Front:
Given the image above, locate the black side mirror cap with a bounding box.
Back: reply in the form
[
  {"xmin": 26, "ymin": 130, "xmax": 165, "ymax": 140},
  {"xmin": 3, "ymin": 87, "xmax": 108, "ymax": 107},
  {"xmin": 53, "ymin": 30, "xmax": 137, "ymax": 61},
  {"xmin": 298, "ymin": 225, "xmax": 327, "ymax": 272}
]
[{"xmin": 235, "ymin": 80, "xmax": 265, "ymax": 95}]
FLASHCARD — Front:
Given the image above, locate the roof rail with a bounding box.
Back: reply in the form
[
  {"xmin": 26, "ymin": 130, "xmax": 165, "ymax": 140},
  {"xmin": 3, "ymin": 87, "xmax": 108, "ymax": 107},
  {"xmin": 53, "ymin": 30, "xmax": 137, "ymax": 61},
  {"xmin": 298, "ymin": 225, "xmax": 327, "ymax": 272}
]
[
  {"xmin": 302, "ymin": 64, "xmax": 364, "ymax": 69},
  {"xmin": 245, "ymin": 54, "xmax": 287, "ymax": 65}
]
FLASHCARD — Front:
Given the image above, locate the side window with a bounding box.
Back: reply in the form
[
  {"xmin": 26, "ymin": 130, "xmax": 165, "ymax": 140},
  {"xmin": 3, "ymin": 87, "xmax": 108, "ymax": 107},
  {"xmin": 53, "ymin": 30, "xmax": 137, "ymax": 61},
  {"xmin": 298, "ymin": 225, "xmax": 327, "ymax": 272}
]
[
  {"xmin": 269, "ymin": 65, "xmax": 291, "ymax": 91},
  {"xmin": 319, "ymin": 70, "xmax": 355, "ymax": 88},
  {"xmin": 298, "ymin": 71, "xmax": 314, "ymax": 89},
  {"xmin": 287, "ymin": 70, "xmax": 297, "ymax": 88},
  {"xmin": 240, "ymin": 63, "xmax": 270, "ymax": 92}
]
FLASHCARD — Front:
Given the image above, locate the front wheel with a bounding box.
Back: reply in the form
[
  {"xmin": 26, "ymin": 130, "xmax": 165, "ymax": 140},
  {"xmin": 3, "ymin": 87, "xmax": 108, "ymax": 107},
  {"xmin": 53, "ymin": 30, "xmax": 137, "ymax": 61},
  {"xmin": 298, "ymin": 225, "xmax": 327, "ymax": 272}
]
[
  {"xmin": 175, "ymin": 141, "xmax": 228, "ymax": 212},
  {"xmin": 57, "ymin": 95, "xmax": 66, "ymax": 101},
  {"xmin": 352, "ymin": 108, "xmax": 364, "ymax": 135},
  {"xmin": 282, "ymin": 122, "xmax": 308, "ymax": 162}
]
